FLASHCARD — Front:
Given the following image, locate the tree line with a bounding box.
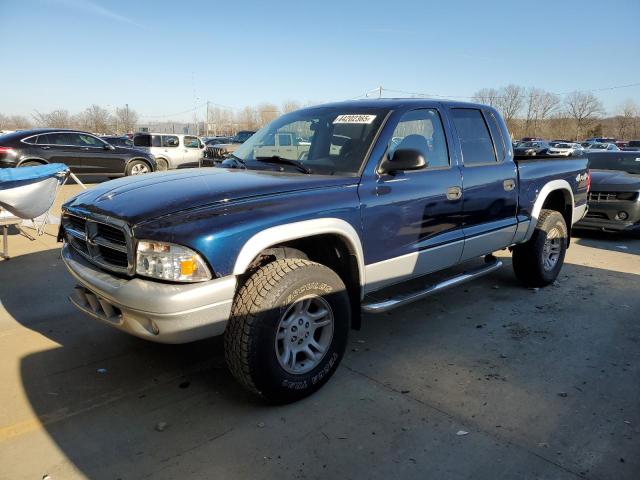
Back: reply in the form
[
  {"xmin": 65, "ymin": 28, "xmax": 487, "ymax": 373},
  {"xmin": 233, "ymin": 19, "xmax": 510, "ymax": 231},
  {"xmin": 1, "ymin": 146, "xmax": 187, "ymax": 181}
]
[
  {"xmin": 471, "ymin": 85, "xmax": 639, "ymax": 140},
  {"xmin": 2, "ymin": 93, "xmax": 639, "ymax": 140},
  {"xmin": 0, "ymin": 104, "xmax": 139, "ymax": 135}
]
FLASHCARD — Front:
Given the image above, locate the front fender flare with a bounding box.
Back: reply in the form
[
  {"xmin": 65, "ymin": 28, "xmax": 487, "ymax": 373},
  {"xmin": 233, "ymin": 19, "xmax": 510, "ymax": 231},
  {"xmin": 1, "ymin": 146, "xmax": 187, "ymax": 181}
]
[{"xmin": 233, "ymin": 218, "xmax": 365, "ymax": 294}]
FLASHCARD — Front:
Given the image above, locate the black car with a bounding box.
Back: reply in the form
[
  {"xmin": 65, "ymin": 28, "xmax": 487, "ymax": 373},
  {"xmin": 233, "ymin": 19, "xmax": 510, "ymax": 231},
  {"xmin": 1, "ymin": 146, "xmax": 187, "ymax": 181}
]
[
  {"xmin": 622, "ymin": 140, "xmax": 640, "ymax": 151},
  {"xmin": 575, "ymin": 151, "xmax": 640, "ymax": 235},
  {"xmin": 205, "ymin": 137, "xmax": 232, "ymax": 146},
  {"xmin": 101, "ymin": 135, "xmax": 134, "ymax": 148},
  {"xmin": 514, "ymin": 140, "xmax": 550, "ymax": 156},
  {"xmin": 231, "ymin": 130, "xmax": 256, "ymax": 143},
  {"xmin": 0, "ymin": 129, "xmax": 156, "ymax": 176}
]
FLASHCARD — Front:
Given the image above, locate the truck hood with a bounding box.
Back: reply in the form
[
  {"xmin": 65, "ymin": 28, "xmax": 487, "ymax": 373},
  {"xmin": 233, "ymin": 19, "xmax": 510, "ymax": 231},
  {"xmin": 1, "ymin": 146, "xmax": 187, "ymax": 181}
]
[
  {"xmin": 590, "ymin": 169, "xmax": 640, "ymax": 191},
  {"xmin": 64, "ymin": 168, "xmax": 356, "ymax": 225}
]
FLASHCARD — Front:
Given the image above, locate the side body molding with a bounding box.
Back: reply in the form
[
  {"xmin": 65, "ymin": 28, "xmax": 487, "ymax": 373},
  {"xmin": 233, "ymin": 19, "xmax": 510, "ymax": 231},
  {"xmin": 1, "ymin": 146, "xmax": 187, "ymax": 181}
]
[
  {"xmin": 232, "ymin": 217, "xmax": 366, "ymax": 289},
  {"xmin": 519, "ymin": 179, "xmax": 575, "ymax": 243}
]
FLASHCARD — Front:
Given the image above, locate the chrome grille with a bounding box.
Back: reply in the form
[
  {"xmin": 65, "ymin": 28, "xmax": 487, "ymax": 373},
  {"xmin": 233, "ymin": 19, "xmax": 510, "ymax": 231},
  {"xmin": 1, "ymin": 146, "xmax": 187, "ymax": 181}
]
[
  {"xmin": 588, "ymin": 191, "xmax": 618, "ymax": 202},
  {"xmin": 63, "ymin": 213, "xmax": 132, "ymax": 275}
]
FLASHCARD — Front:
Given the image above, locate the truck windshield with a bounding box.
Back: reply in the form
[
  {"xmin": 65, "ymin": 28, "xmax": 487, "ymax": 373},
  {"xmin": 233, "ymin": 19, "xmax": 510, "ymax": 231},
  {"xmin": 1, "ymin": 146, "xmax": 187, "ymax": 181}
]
[
  {"xmin": 232, "ymin": 106, "xmax": 388, "ymax": 176},
  {"xmin": 589, "ymin": 154, "xmax": 640, "ymax": 174}
]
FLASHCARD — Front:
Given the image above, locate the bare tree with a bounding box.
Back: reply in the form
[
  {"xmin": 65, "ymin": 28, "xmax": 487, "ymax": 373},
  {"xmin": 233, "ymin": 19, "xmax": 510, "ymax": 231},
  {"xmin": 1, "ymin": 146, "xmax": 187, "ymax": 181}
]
[
  {"xmin": 524, "ymin": 88, "xmax": 560, "ymax": 136},
  {"xmin": 0, "ymin": 115, "xmax": 33, "ymax": 130},
  {"xmin": 472, "ymin": 88, "xmax": 500, "ymax": 108},
  {"xmin": 32, "ymin": 109, "xmax": 74, "ymax": 128},
  {"xmin": 495, "ymin": 85, "xmax": 525, "ymax": 131},
  {"xmin": 563, "ymin": 91, "xmax": 605, "ymax": 140},
  {"xmin": 115, "ymin": 105, "xmax": 139, "ymax": 134},
  {"xmin": 237, "ymin": 106, "xmax": 258, "ymax": 131},
  {"xmin": 77, "ymin": 105, "xmax": 113, "ymax": 134},
  {"xmin": 282, "ymin": 100, "xmax": 301, "ymax": 114},
  {"xmin": 614, "ymin": 99, "xmax": 638, "ymax": 139},
  {"xmin": 257, "ymin": 103, "xmax": 279, "ymax": 127}
]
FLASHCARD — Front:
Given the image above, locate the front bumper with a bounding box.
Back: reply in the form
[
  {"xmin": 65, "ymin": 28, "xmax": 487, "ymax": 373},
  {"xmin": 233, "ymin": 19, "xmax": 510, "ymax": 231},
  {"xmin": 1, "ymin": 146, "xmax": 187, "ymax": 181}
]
[
  {"xmin": 62, "ymin": 244, "xmax": 236, "ymax": 343},
  {"xmin": 574, "ymin": 199, "xmax": 640, "ymax": 233}
]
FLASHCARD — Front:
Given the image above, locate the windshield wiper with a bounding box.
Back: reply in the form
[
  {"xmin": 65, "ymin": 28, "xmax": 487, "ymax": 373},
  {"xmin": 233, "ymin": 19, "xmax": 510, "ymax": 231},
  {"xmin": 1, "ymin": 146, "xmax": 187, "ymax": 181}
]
[
  {"xmin": 222, "ymin": 154, "xmax": 247, "ymax": 169},
  {"xmin": 255, "ymin": 156, "xmax": 311, "ymax": 174}
]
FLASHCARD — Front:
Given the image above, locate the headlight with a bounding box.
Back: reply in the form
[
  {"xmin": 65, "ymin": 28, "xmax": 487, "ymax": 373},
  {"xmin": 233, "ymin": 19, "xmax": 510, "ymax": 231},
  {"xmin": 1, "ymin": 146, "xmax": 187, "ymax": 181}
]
[{"xmin": 136, "ymin": 240, "xmax": 212, "ymax": 282}]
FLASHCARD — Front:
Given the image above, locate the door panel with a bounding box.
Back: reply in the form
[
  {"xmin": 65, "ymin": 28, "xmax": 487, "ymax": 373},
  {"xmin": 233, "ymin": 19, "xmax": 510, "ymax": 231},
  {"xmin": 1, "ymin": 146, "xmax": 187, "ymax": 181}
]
[
  {"xmin": 161, "ymin": 135, "xmax": 182, "ymax": 168},
  {"xmin": 359, "ymin": 108, "xmax": 464, "ymax": 293},
  {"xmin": 448, "ymin": 108, "xmax": 518, "ymax": 261}
]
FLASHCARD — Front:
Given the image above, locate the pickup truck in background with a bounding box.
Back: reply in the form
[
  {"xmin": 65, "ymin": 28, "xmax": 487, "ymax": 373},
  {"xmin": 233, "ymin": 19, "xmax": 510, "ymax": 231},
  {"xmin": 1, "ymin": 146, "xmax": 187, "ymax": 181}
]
[
  {"xmin": 253, "ymin": 131, "xmax": 311, "ymax": 160},
  {"xmin": 59, "ymin": 99, "xmax": 589, "ymax": 403}
]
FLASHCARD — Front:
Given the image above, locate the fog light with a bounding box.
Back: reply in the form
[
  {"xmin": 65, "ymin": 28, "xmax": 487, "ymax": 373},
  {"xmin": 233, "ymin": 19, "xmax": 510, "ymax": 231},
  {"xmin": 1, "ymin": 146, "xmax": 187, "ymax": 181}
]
[{"xmin": 615, "ymin": 211, "xmax": 629, "ymax": 221}]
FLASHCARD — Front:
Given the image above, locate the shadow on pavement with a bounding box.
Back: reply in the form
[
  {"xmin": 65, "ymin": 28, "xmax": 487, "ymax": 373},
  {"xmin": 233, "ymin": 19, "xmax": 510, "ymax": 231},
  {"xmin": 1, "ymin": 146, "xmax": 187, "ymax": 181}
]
[
  {"xmin": 1, "ymin": 248, "xmax": 639, "ymax": 479},
  {"xmin": 574, "ymin": 229, "xmax": 640, "ymax": 255}
]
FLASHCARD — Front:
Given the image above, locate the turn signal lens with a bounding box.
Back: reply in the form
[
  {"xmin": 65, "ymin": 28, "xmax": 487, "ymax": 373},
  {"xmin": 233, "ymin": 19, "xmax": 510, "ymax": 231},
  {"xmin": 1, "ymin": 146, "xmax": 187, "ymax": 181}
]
[{"xmin": 180, "ymin": 257, "xmax": 197, "ymax": 276}]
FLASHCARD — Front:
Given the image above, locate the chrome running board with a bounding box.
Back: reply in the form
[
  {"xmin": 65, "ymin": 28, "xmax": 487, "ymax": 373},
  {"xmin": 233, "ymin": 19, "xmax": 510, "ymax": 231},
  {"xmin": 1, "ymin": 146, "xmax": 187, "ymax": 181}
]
[{"xmin": 362, "ymin": 256, "xmax": 503, "ymax": 314}]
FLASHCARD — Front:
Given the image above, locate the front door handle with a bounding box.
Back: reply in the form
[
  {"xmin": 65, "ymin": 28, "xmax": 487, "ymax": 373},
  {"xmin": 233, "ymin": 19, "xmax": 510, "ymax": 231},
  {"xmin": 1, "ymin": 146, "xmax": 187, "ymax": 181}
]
[
  {"xmin": 446, "ymin": 186, "xmax": 462, "ymax": 201},
  {"xmin": 503, "ymin": 179, "xmax": 516, "ymax": 191},
  {"xmin": 40, "ymin": 146, "xmax": 50, "ymax": 150}
]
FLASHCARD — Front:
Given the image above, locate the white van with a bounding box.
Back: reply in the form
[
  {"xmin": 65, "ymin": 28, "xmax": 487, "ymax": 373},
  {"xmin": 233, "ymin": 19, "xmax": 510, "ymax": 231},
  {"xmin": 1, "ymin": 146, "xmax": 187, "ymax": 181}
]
[{"xmin": 132, "ymin": 133, "xmax": 205, "ymax": 170}]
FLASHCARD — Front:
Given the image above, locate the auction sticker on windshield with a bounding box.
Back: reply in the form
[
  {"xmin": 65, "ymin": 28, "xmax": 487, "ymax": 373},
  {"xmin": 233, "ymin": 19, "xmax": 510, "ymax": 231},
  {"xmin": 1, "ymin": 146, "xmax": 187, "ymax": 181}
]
[{"xmin": 333, "ymin": 114, "xmax": 377, "ymax": 124}]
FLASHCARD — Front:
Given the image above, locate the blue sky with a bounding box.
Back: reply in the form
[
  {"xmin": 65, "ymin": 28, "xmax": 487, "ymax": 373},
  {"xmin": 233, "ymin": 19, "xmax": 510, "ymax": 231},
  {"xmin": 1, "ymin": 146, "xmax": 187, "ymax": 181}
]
[{"xmin": 1, "ymin": 0, "xmax": 639, "ymax": 121}]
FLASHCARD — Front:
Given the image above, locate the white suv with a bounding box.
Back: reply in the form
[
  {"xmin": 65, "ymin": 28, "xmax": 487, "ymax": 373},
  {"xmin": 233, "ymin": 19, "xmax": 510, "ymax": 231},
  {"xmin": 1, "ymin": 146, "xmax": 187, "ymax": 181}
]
[{"xmin": 132, "ymin": 133, "xmax": 205, "ymax": 170}]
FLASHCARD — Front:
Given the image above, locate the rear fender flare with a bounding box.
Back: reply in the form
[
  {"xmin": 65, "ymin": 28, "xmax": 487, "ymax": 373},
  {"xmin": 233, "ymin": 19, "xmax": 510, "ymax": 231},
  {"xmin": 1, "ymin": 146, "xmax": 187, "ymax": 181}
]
[{"xmin": 523, "ymin": 180, "xmax": 574, "ymax": 241}]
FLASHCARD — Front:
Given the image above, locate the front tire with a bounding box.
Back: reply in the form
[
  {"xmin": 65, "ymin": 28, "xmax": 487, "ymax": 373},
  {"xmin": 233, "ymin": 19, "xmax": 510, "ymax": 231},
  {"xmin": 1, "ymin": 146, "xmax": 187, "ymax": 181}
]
[
  {"xmin": 224, "ymin": 258, "xmax": 350, "ymax": 403},
  {"xmin": 512, "ymin": 209, "xmax": 568, "ymax": 287},
  {"xmin": 156, "ymin": 158, "xmax": 169, "ymax": 171}
]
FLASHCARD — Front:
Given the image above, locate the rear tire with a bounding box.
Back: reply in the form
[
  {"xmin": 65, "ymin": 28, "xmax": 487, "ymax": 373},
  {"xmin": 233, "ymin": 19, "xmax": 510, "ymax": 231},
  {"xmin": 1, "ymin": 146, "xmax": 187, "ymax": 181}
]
[
  {"xmin": 512, "ymin": 209, "xmax": 568, "ymax": 287},
  {"xmin": 224, "ymin": 258, "xmax": 350, "ymax": 403},
  {"xmin": 126, "ymin": 159, "xmax": 150, "ymax": 176}
]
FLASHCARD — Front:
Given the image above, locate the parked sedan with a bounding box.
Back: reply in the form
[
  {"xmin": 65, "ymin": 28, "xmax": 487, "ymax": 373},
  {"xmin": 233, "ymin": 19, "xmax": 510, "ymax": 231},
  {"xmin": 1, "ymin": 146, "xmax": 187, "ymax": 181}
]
[
  {"xmin": 513, "ymin": 141, "xmax": 550, "ymax": 156},
  {"xmin": 583, "ymin": 143, "xmax": 620, "ymax": 153},
  {"xmin": 546, "ymin": 142, "xmax": 584, "ymax": 157},
  {"xmin": 575, "ymin": 151, "xmax": 640, "ymax": 235},
  {"xmin": 0, "ymin": 129, "xmax": 156, "ymax": 176}
]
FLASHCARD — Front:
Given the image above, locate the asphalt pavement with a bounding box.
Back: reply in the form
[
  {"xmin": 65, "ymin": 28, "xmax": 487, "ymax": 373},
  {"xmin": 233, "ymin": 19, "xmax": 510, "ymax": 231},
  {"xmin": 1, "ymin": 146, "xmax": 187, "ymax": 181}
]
[{"xmin": 0, "ymin": 180, "xmax": 638, "ymax": 480}]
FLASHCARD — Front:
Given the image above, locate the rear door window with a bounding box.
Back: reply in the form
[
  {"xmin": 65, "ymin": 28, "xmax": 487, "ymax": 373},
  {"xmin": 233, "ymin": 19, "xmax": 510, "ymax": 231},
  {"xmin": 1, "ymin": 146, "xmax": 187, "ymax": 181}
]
[
  {"xmin": 451, "ymin": 108, "xmax": 498, "ymax": 165},
  {"xmin": 162, "ymin": 135, "xmax": 179, "ymax": 147},
  {"xmin": 48, "ymin": 133, "xmax": 81, "ymax": 146}
]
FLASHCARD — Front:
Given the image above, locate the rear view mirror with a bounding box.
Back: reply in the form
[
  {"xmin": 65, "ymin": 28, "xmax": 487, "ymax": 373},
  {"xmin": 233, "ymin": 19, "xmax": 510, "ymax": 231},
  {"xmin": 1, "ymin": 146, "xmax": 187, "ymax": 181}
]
[{"xmin": 378, "ymin": 148, "xmax": 427, "ymax": 174}]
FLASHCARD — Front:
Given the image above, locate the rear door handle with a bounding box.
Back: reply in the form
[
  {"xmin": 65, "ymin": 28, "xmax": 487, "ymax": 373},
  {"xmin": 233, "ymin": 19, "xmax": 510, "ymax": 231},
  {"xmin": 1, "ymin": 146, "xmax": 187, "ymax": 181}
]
[
  {"xmin": 503, "ymin": 179, "xmax": 516, "ymax": 191},
  {"xmin": 446, "ymin": 186, "xmax": 462, "ymax": 201},
  {"xmin": 40, "ymin": 146, "xmax": 50, "ymax": 150}
]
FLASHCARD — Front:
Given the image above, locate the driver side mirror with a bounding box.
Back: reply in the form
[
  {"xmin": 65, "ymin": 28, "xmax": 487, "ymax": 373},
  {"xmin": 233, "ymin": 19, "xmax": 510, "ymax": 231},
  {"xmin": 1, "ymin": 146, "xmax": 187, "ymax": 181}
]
[{"xmin": 378, "ymin": 148, "xmax": 427, "ymax": 174}]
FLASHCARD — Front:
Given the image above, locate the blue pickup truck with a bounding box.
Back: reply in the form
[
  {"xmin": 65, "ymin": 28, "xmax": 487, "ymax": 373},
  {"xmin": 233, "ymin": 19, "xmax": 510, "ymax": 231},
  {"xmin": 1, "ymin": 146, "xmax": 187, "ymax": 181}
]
[{"xmin": 60, "ymin": 99, "xmax": 589, "ymax": 402}]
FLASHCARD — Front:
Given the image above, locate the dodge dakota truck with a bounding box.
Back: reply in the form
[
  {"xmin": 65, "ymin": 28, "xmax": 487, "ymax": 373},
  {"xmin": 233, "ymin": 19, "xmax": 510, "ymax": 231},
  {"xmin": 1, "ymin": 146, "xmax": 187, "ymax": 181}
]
[{"xmin": 59, "ymin": 99, "xmax": 589, "ymax": 403}]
